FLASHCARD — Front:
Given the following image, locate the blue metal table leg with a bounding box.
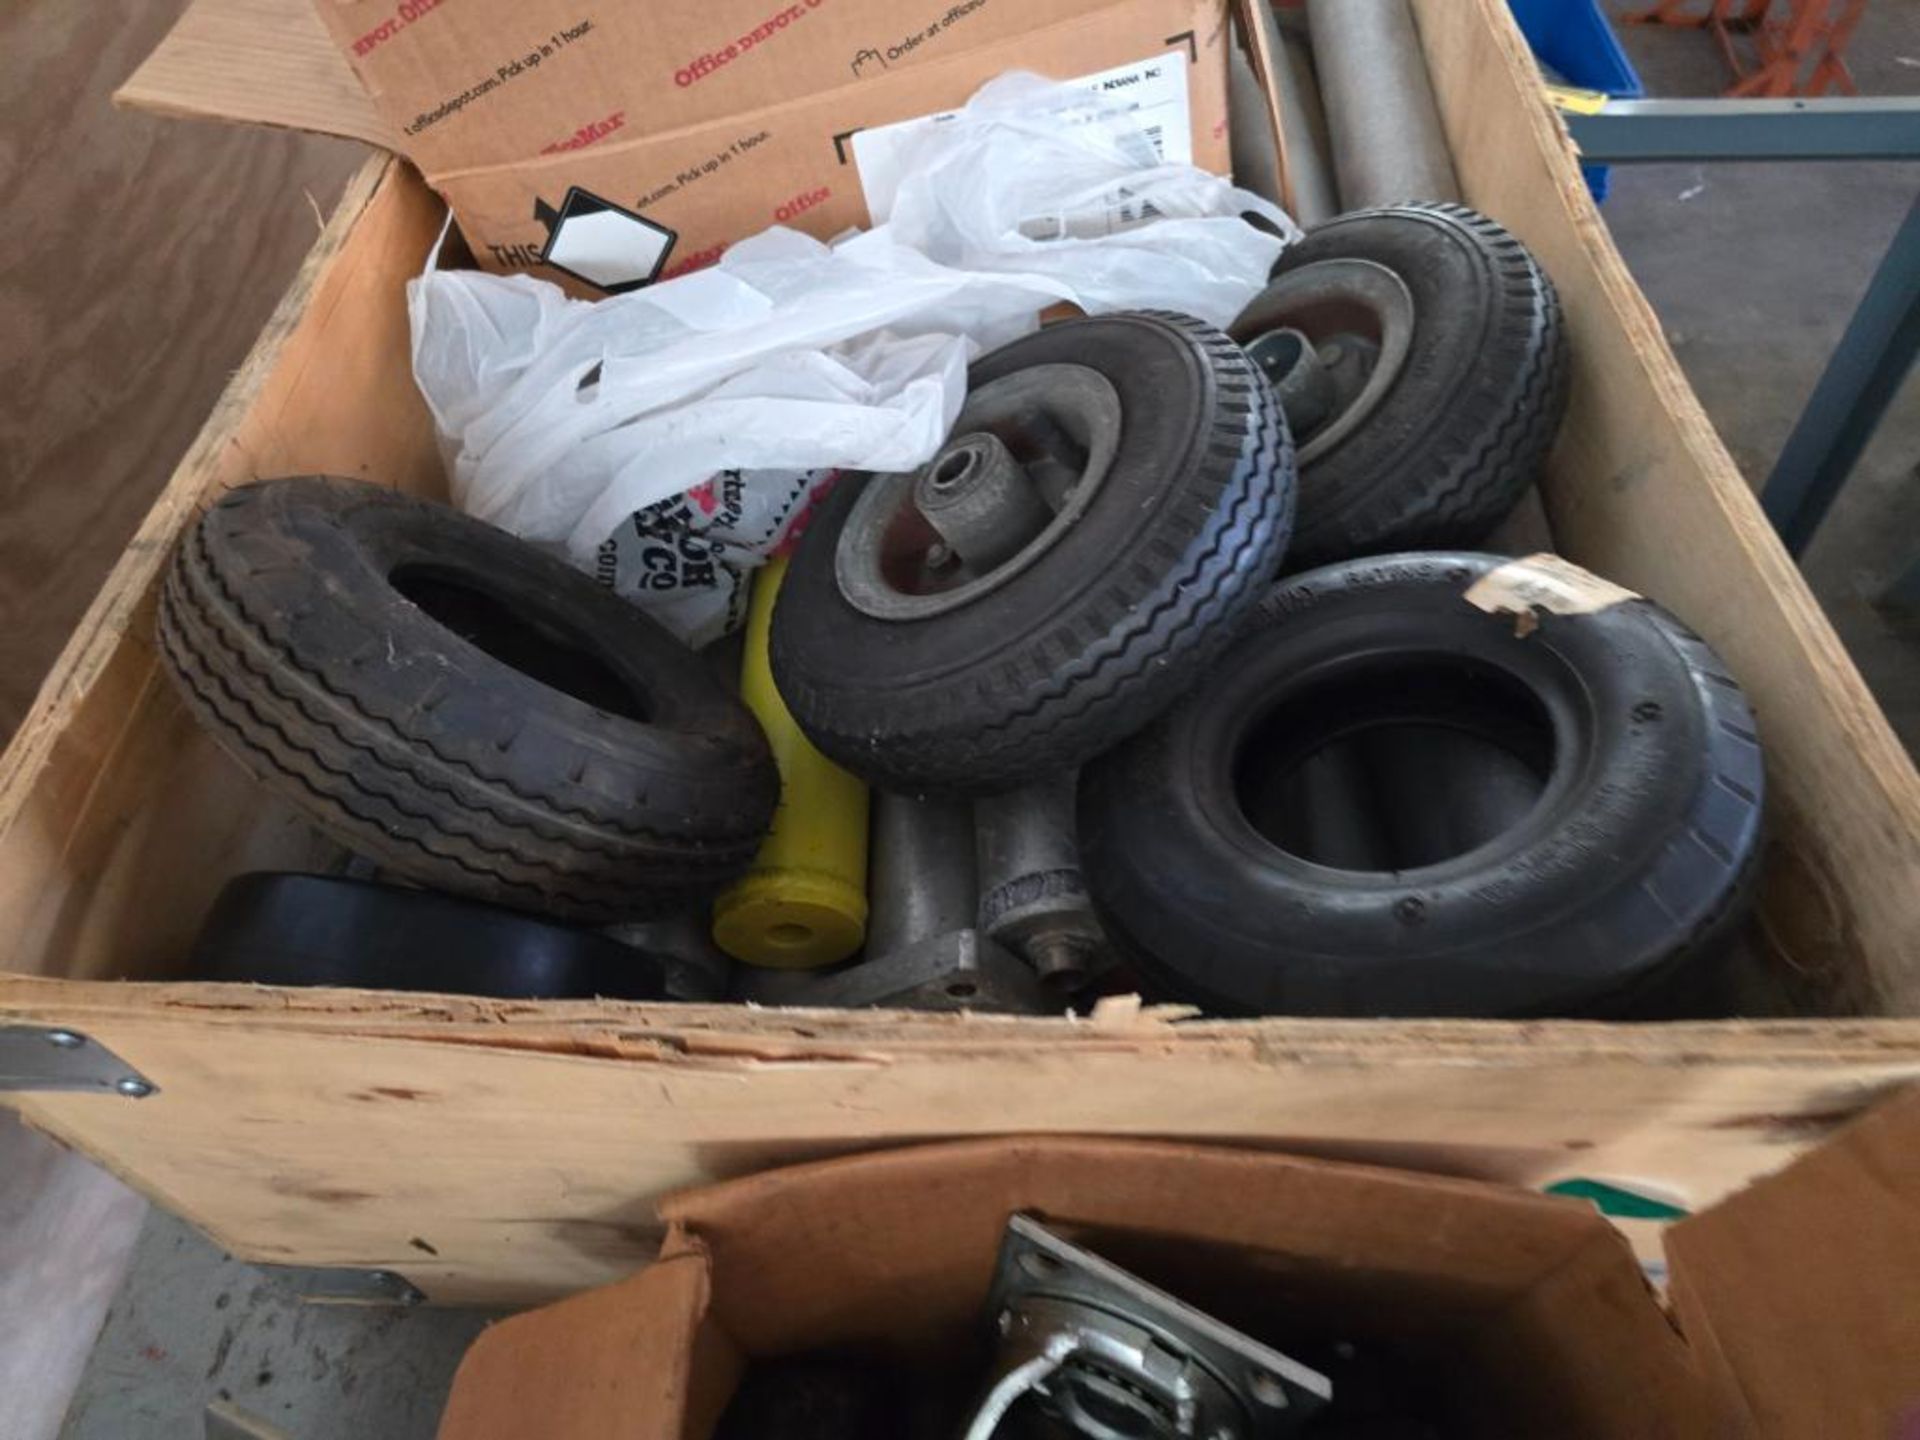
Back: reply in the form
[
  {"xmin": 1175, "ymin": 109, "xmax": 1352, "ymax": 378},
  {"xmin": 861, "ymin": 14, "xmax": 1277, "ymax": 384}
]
[{"xmin": 1761, "ymin": 193, "xmax": 1920, "ymax": 557}]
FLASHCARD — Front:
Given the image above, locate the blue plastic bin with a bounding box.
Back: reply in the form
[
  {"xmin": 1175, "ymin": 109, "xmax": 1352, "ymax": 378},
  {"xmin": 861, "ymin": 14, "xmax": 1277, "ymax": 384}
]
[{"xmin": 1507, "ymin": 0, "xmax": 1645, "ymax": 201}]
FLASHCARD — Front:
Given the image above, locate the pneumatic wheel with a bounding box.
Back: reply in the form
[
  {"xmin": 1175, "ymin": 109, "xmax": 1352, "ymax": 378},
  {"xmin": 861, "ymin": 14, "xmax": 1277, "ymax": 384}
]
[
  {"xmin": 1078, "ymin": 553, "xmax": 1766, "ymax": 1018},
  {"xmin": 158, "ymin": 476, "xmax": 779, "ymax": 921},
  {"xmin": 1230, "ymin": 203, "xmax": 1569, "ymax": 567},
  {"xmin": 770, "ymin": 311, "xmax": 1295, "ymax": 795}
]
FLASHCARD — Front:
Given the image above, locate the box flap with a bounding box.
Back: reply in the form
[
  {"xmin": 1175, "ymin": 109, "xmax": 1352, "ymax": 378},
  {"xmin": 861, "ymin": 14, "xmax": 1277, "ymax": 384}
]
[
  {"xmin": 118, "ymin": 0, "xmax": 1181, "ymax": 165},
  {"xmin": 308, "ymin": 0, "xmax": 1177, "ymax": 174},
  {"xmin": 428, "ymin": 0, "xmax": 1226, "ymax": 284},
  {"xmin": 659, "ymin": 1137, "xmax": 1621, "ymax": 1352},
  {"xmin": 1665, "ymin": 1082, "xmax": 1920, "ymax": 1436},
  {"xmin": 115, "ymin": 0, "xmax": 394, "ymax": 149},
  {"xmin": 435, "ymin": 1247, "xmax": 739, "ymax": 1440}
]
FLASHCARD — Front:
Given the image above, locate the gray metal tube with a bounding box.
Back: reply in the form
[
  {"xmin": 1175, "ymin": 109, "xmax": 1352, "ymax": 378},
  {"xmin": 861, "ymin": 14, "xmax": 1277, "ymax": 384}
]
[
  {"xmin": 1305, "ymin": 0, "xmax": 1461, "ymax": 208},
  {"xmin": 1230, "ymin": 0, "xmax": 1337, "ymax": 224},
  {"xmin": 1261, "ymin": 0, "xmax": 1339, "ymax": 225},
  {"xmin": 1228, "ymin": 36, "xmax": 1283, "ymax": 206},
  {"xmin": 976, "ymin": 777, "xmax": 1102, "ymax": 989},
  {"xmin": 868, "ymin": 792, "xmax": 976, "ymax": 958}
]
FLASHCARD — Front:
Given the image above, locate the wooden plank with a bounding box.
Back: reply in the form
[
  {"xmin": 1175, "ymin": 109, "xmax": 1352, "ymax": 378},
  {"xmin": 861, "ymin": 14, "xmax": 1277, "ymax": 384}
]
[
  {"xmin": 2, "ymin": 979, "xmax": 1916, "ymax": 1304},
  {"xmin": 1406, "ymin": 0, "xmax": 1920, "ymax": 1014},
  {"xmin": 0, "ymin": 155, "xmax": 444, "ymax": 981}
]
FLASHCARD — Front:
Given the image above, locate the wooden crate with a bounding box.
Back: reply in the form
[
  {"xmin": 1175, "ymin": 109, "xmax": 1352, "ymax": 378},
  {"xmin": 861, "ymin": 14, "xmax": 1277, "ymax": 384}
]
[{"xmin": 1, "ymin": 0, "xmax": 1916, "ymax": 1305}]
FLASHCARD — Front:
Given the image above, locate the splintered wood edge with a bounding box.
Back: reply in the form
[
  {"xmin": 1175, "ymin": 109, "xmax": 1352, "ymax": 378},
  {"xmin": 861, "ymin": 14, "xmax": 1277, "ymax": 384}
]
[{"xmin": 3, "ymin": 977, "xmax": 1919, "ymax": 1066}]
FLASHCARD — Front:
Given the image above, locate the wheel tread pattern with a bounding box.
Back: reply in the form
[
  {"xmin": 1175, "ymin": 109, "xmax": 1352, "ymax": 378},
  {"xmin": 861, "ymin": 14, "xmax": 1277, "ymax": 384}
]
[
  {"xmin": 1080, "ymin": 553, "xmax": 1766, "ymax": 1019},
  {"xmin": 775, "ymin": 311, "xmax": 1295, "ymax": 794},
  {"xmin": 1284, "ymin": 203, "xmax": 1570, "ymax": 566},
  {"xmin": 157, "ymin": 479, "xmax": 775, "ymax": 920}
]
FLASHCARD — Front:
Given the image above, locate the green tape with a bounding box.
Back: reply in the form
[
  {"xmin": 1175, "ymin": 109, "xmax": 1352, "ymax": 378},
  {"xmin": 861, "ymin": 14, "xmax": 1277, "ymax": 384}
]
[{"xmin": 1547, "ymin": 1178, "xmax": 1690, "ymax": 1221}]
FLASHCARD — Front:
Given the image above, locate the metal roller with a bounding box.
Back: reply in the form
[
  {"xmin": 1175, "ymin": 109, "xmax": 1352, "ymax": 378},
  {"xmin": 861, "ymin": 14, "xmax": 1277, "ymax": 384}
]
[
  {"xmin": 975, "ymin": 775, "xmax": 1105, "ymax": 991},
  {"xmin": 869, "ymin": 791, "xmax": 977, "ymax": 958},
  {"xmin": 1236, "ymin": 0, "xmax": 1338, "ymax": 225},
  {"xmin": 1305, "ymin": 0, "xmax": 1462, "ymax": 207}
]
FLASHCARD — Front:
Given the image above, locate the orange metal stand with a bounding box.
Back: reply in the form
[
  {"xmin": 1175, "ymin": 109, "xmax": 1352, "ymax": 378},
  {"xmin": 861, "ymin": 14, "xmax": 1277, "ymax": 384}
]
[{"xmin": 1624, "ymin": 0, "xmax": 1865, "ymax": 97}]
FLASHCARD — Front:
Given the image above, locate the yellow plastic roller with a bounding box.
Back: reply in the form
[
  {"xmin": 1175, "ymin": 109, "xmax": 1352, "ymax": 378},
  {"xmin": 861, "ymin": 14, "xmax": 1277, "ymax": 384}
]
[{"xmin": 712, "ymin": 556, "xmax": 869, "ymax": 968}]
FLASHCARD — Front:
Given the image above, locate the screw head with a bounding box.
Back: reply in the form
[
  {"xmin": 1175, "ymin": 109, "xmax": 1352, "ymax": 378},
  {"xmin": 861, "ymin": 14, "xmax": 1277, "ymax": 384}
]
[
  {"xmin": 46, "ymin": 1030, "xmax": 83, "ymax": 1049},
  {"xmin": 1248, "ymin": 1371, "xmax": 1288, "ymax": 1408},
  {"xmin": 115, "ymin": 1077, "xmax": 154, "ymax": 1098}
]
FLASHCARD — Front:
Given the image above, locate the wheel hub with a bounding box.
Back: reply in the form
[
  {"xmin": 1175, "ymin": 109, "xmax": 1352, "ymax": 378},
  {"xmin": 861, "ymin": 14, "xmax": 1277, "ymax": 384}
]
[
  {"xmin": 834, "ymin": 363, "xmax": 1123, "ymax": 621},
  {"xmin": 1231, "ymin": 257, "xmax": 1416, "ymax": 463}
]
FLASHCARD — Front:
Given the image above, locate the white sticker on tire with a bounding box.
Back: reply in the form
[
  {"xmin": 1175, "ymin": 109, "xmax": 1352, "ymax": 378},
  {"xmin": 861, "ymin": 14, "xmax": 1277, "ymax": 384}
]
[{"xmin": 1465, "ymin": 553, "xmax": 1641, "ymax": 635}]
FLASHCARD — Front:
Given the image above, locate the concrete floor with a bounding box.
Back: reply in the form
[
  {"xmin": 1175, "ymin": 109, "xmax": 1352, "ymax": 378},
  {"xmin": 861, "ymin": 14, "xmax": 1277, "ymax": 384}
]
[
  {"xmin": 0, "ymin": 1115, "xmax": 147, "ymax": 1440},
  {"xmin": 1601, "ymin": 0, "xmax": 1920, "ymax": 755},
  {"xmin": 57, "ymin": 1212, "xmax": 503, "ymax": 1440},
  {"xmin": 23, "ymin": 5, "xmax": 1920, "ymax": 1439}
]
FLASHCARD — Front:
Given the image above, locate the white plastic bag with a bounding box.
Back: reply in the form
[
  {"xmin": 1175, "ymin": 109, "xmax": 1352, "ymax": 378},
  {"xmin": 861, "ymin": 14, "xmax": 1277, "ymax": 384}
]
[
  {"xmin": 879, "ymin": 72, "xmax": 1293, "ymax": 330},
  {"xmin": 410, "ymin": 71, "xmax": 1295, "ymax": 645}
]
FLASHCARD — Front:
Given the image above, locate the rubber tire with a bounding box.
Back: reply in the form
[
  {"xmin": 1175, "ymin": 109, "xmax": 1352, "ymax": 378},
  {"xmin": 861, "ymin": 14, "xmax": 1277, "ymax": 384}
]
[
  {"xmin": 187, "ymin": 872, "xmax": 671, "ymax": 1000},
  {"xmin": 770, "ymin": 311, "xmax": 1295, "ymax": 795},
  {"xmin": 1079, "ymin": 552, "xmax": 1765, "ymax": 1019},
  {"xmin": 1232, "ymin": 203, "xmax": 1569, "ymax": 568},
  {"xmin": 158, "ymin": 477, "xmax": 778, "ymax": 922}
]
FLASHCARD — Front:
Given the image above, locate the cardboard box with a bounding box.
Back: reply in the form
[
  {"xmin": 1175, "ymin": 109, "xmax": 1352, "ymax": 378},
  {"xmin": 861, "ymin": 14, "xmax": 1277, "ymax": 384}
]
[
  {"xmin": 118, "ymin": 0, "xmax": 1233, "ymax": 294},
  {"xmin": 434, "ymin": 1096, "xmax": 1920, "ymax": 1438}
]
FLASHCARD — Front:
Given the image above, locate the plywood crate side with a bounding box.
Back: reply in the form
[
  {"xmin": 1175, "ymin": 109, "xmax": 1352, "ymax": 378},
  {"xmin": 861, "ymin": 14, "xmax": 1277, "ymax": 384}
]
[
  {"xmin": 1405, "ymin": 0, "xmax": 1920, "ymax": 1013},
  {"xmin": 6, "ymin": 976, "xmax": 1919, "ymax": 1303}
]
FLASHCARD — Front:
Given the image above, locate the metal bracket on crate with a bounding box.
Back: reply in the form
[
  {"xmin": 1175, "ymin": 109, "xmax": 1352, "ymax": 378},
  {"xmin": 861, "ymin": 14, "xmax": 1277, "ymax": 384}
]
[
  {"xmin": 0, "ymin": 1025, "xmax": 157, "ymax": 1098},
  {"xmin": 252, "ymin": 1263, "xmax": 426, "ymax": 1307}
]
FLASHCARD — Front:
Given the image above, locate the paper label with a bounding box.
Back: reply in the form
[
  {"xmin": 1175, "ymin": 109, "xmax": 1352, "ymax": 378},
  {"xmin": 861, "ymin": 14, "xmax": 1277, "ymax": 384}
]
[
  {"xmin": 850, "ymin": 50, "xmax": 1194, "ymax": 223},
  {"xmin": 1465, "ymin": 553, "xmax": 1640, "ymax": 635}
]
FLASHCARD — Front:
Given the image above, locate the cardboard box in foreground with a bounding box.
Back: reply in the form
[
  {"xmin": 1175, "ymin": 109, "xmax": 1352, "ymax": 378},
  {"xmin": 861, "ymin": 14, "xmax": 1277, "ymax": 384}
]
[
  {"xmin": 436, "ymin": 1093, "xmax": 1920, "ymax": 1438},
  {"xmin": 119, "ymin": 0, "xmax": 1234, "ymax": 295}
]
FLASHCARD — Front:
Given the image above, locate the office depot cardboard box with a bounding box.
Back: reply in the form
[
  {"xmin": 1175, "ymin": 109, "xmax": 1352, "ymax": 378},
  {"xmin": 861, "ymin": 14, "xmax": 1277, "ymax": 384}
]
[
  {"xmin": 118, "ymin": 0, "xmax": 1233, "ymax": 294},
  {"xmin": 435, "ymin": 1102, "xmax": 1920, "ymax": 1439}
]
